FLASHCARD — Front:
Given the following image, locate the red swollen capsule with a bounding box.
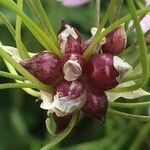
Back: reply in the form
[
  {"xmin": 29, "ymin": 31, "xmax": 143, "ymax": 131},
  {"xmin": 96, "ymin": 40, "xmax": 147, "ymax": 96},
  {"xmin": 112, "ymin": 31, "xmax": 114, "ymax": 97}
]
[
  {"xmin": 53, "ymin": 113, "xmax": 72, "ymax": 133},
  {"xmin": 20, "ymin": 52, "xmax": 62, "ymax": 85},
  {"xmin": 52, "ymin": 80, "xmax": 87, "ymax": 116},
  {"xmin": 58, "ymin": 21, "xmax": 83, "ymax": 54},
  {"xmin": 82, "ymin": 91, "xmax": 108, "ymax": 122},
  {"xmin": 86, "ymin": 53, "xmax": 132, "ymax": 90},
  {"xmin": 102, "ymin": 25, "xmax": 126, "ymax": 55},
  {"xmin": 63, "ymin": 53, "xmax": 85, "ymax": 81}
]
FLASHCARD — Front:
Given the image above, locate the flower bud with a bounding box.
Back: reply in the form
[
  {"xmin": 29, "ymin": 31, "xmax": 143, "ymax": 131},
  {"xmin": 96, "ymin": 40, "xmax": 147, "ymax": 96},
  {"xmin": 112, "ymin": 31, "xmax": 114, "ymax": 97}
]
[
  {"xmin": 86, "ymin": 53, "xmax": 132, "ymax": 90},
  {"xmin": 58, "ymin": 21, "xmax": 83, "ymax": 54},
  {"xmin": 63, "ymin": 53, "xmax": 85, "ymax": 81},
  {"xmin": 102, "ymin": 25, "xmax": 127, "ymax": 55},
  {"xmin": 52, "ymin": 80, "xmax": 87, "ymax": 116},
  {"xmin": 83, "ymin": 27, "xmax": 106, "ymax": 52},
  {"xmin": 82, "ymin": 91, "xmax": 108, "ymax": 122},
  {"xmin": 53, "ymin": 113, "xmax": 72, "ymax": 133},
  {"xmin": 20, "ymin": 52, "xmax": 62, "ymax": 85}
]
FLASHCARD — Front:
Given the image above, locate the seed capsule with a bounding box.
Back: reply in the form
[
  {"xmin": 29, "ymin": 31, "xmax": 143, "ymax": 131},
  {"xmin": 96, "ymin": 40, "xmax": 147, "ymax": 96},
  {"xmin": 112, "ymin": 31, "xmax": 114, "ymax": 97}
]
[
  {"xmin": 20, "ymin": 52, "xmax": 62, "ymax": 85},
  {"xmin": 58, "ymin": 21, "xmax": 83, "ymax": 54},
  {"xmin": 63, "ymin": 53, "xmax": 85, "ymax": 81},
  {"xmin": 53, "ymin": 113, "xmax": 72, "ymax": 133},
  {"xmin": 82, "ymin": 91, "xmax": 108, "ymax": 122},
  {"xmin": 86, "ymin": 53, "xmax": 132, "ymax": 90},
  {"xmin": 102, "ymin": 25, "xmax": 126, "ymax": 55},
  {"xmin": 52, "ymin": 80, "xmax": 87, "ymax": 116}
]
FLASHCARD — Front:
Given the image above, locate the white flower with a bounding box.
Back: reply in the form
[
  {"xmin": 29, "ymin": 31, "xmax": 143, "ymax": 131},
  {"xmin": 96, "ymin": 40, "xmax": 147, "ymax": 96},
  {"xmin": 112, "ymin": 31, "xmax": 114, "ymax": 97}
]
[{"xmin": 57, "ymin": 0, "xmax": 89, "ymax": 7}]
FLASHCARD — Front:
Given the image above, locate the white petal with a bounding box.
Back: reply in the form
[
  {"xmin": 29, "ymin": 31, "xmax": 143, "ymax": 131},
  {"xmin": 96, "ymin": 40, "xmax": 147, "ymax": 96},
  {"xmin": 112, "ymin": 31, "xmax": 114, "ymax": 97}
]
[
  {"xmin": 113, "ymin": 56, "xmax": 132, "ymax": 74},
  {"xmin": 40, "ymin": 91, "xmax": 53, "ymax": 110},
  {"xmin": 140, "ymin": 13, "xmax": 150, "ymax": 33},
  {"xmin": 63, "ymin": 60, "xmax": 82, "ymax": 81},
  {"xmin": 57, "ymin": 0, "xmax": 89, "ymax": 7},
  {"xmin": 52, "ymin": 91, "xmax": 87, "ymax": 116},
  {"xmin": 145, "ymin": 0, "xmax": 150, "ymax": 6},
  {"xmin": 58, "ymin": 25, "xmax": 78, "ymax": 53},
  {"xmin": 0, "ymin": 44, "xmax": 37, "ymax": 62},
  {"xmin": 0, "ymin": 45, "xmax": 23, "ymax": 62},
  {"xmin": 91, "ymin": 27, "xmax": 106, "ymax": 48},
  {"xmin": 106, "ymin": 81, "xmax": 150, "ymax": 102}
]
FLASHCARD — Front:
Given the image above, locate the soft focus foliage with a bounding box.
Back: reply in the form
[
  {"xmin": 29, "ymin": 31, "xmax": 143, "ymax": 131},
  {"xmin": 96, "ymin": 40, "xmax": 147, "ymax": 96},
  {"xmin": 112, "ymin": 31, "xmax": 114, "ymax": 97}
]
[{"xmin": 0, "ymin": 0, "xmax": 150, "ymax": 150}]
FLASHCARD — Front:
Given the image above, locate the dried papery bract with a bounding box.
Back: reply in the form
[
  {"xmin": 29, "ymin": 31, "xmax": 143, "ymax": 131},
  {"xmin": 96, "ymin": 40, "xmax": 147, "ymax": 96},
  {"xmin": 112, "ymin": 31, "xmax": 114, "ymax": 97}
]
[
  {"xmin": 20, "ymin": 52, "xmax": 62, "ymax": 85},
  {"xmin": 52, "ymin": 80, "xmax": 87, "ymax": 116},
  {"xmin": 63, "ymin": 53, "xmax": 85, "ymax": 81},
  {"xmin": 58, "ymin": 21, "xmax": 83, "ymax": 54}
]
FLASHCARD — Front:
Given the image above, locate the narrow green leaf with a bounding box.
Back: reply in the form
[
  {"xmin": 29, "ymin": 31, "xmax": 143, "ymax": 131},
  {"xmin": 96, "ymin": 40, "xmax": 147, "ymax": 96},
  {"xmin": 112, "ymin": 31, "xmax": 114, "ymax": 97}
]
[
  {"xmin": 25, "ymin": 0, "xmax": 57, "ymax": 44},
  {"xmin": 0, "ymin": 0, "xmax": 61, "ymax": 57},
  {"xmin": 40, "ymin": 111, "xmax": 79, "ymax": 150},
  {"xmin": 15, "ymin": 0, "xmax": 30, "ymax": 59},
  {"xmin": 110, "ymin": 0, "xmax": 123, "ymax": 23}
]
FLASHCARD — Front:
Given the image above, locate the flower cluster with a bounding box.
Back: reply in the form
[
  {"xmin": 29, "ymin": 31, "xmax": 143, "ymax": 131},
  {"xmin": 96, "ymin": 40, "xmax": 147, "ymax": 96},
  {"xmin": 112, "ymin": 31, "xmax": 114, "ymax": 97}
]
[{"xmin": 19, "ymin": 21, "xmax": 132, "ymax": 133}]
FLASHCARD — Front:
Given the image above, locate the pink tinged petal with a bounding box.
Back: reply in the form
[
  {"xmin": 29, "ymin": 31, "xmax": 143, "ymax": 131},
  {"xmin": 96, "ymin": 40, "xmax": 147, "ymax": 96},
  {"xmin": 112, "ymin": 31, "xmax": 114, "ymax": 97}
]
[
  {"xmin": 145, "ymin": 0, "xmax": 150, "ymax": 6},
  {"xmin": 140, "ymin": 13, "xmax": 150, "ymax": 33},
  {"xmin": 58, "ymin": 0, "xmax": 89, "ymax": 7}
]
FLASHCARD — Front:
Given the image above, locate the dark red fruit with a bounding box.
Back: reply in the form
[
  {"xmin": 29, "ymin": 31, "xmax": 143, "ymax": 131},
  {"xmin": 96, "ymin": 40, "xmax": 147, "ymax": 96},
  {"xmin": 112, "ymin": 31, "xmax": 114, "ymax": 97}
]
[
  {"xmin": 82, "ymin": 91, "xmax": 108, "ymax": 122},
  {"xmin": 86, "ymin": 53, "xmax": 119, "ymax": 90},
  {"xmin": 63, "ymin": 53, "xmax": 85, "ymax": 81},
  {"xmin": 53, "ymin": 113, "xmax": 72, "ymax": 133},
  {"xmin": 20, "ymin": 52, "xmax": 62, "ymax": 85},
  {"xmin": 102, "ymin": 25, "xmax": 126, "ymax": 55},
  {"xmin": 56, "ymin": 80, "xmax": 84, "ymax": 99},
  {"xmin": 58, "ymin": 21, "xmax": 83, "ymax": 54}
]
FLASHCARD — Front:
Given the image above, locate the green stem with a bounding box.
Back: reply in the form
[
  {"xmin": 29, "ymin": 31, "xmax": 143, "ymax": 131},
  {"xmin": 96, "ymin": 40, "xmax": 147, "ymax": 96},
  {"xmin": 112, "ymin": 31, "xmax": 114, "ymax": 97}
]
[
  {"xmin": 112, "ymin": 0, "xmax": 149, "ymax": 92},
  {"xmin": 0, "ymin": 70, "xmax": 26, "ymax": 81},
  {"xmin": 110, "ymin": 0, "xmax": 123, "ymax": 23},
  {"xmin": 108, "ymin": 108, "xmax": 150, "ymax": 121},
  {"xmin": 131, "ymin": 56, "xmax": 140, "ymax": 68},
  {"xmin": 129, "ymin": 122, "xmax": 150, "ymax": 150},
  {"xmin": 0, "ymin": 83, "xmax": 43, "ymax": 90},
  {"xmin": 119, "ymin": 41, "xmax": 138, "ymax": 57},
  {"xmin": 83, "ymin": 6, "xmax": 150, "ymax": 59},
  {"xmin": 40, "ymin": 111, "xmax": 79, "ymax": 150},
  {"xmin": 5, "ymin": 61, "xmax": 40, "ymax": 97},
  {"xmin": 0, "ymin": 0, "xmax": 61, "ymax": 57},
  {"xmin": 15, "ymin": 0, "xmax": 30, "ymax": 59},
  {"xmin": 121, "ymin": 72, "xmax": 142, "ymax": 82},
  {"xmin": 0, "ymin": 11, "xmax": 15, "ymax": 38},
  {"xmin": 0, "ymin": 47, "xmax": 51, "ymax": 91},
  {"xmin": 95, "ymin": 0, "xmax": 100, "ymax": 27},
  {"xmin": 110, "ymin": 101, "xmax": 150, "ymax": 108},
  {"xmin": 28, "ymin": 0, "xmax": 57, "ymax": 45}
]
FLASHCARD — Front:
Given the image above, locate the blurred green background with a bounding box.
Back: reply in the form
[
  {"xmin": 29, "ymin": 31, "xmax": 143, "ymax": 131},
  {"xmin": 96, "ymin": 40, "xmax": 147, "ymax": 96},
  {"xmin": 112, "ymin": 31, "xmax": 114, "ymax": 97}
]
[{"xmin": 0, "ymin": 0, "xmax": 150, "ymax": 150}]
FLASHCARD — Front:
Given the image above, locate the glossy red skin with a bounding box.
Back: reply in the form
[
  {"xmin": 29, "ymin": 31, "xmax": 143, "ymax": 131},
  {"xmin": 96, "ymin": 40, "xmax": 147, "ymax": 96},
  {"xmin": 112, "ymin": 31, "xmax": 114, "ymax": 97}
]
[
  {"xmin": 86, "ymin": 53, "xmax": 119, "ymax": 90},
  {"xmin": 102, "ymin": 26, "xmax": 126, "ymax": 55},
  {"xmin": 82, "ymin": 91, "xmax": 108, "ymax": 122},
  {"xmin": 20, "ymin": 52, "xmax": 62, "ymax": 85},
  {"xmin": 53, "ymin": 113, "xmax": 72, "ymax": 133},
  {"xmin": 63, "ymin": 53, "xmax": 86, "ymax": 73},
  {"xmin": 56, "ymin": 80, "xmax": 84, "ymax": 99},
  {"xmin": 58, "ymin": 21, "xmax": 83, "ymax": 54}
]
